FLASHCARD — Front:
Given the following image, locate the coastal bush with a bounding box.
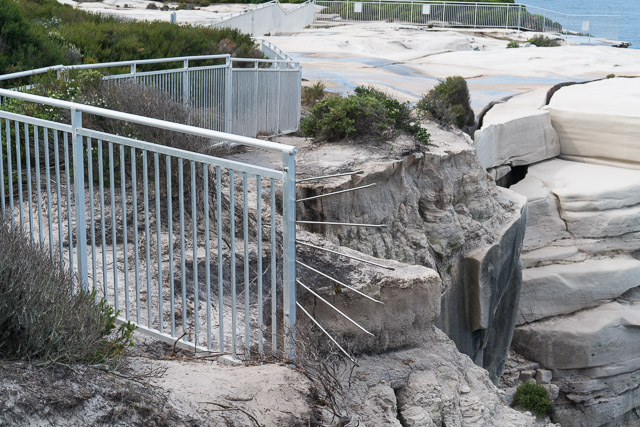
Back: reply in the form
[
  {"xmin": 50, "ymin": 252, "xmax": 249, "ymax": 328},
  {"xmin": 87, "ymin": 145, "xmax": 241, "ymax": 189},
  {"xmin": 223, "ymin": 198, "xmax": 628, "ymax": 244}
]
[
  {"xmin": 416, "ymin": 76, "xmax": 474, "ymax": 129},
  {"xmin": 0, "ymin": 217, "xmax": 135, "ymax": 366},
  {"xmin": 507, "ymin": 41, "xmax": 520, "ymax": 48},
  {"xmin": 527, "ymin": 35, "xmax": 561, "ymax": 47},
  {"xmin": 514, "ymin": 383, "xmax": 553, "ymax": 417},
  {"xmin": 300, "ymin": 86, "xmax": 430, "ymax": 144},
  {"xmin": 2, "ymin": 0, "xmax": 262, "ymax": 80}
]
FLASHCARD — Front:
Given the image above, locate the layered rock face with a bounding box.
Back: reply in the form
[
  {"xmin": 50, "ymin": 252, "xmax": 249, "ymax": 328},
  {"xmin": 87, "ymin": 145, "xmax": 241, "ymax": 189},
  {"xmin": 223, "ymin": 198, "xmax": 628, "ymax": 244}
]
[
  {"xmin": 485, "ymin": 78, "xmax": 640, "ymax": 426},
  {"xmin": 295, "ymin": 124, "xmax": 527, "ymax": 382}
]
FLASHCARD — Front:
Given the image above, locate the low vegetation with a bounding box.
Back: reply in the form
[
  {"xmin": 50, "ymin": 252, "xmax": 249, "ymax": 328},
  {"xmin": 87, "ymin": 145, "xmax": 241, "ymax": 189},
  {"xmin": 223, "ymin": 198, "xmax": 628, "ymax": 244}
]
[
  {"xmin": 300, "ymin": 86, "xmax": 430, "ymax": 144},
  {"xmin": 527, "ymin": 35, "xmax": 561, "ymax": 47},
  {"xmin": 416, "ymin": 76, "xmax": 475, "ymax": 129},
  {"xmin": 0, "ymin": 217, "xmax": 135, "ymax": 366},
  {"xmin": 302, "ymin": 82, "xmax": 328, "ymax": 108},
  {"xmin": 514, "ymin": 383, "xmax": 553, "ymax": 417},
  {"xmin": 507, "ymin": 41, "xmax": 520, "ymax": 48},
  {"xmin": 1, "ymin": 0, "xmax": 262, "ymax": 77}
]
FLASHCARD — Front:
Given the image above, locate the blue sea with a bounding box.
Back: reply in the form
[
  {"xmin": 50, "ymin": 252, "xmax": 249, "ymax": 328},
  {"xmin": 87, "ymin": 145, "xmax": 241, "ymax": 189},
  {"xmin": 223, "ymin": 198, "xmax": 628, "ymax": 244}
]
[{"xmin": 524, "ymin": 0, "xmax": 640, "ymax": 48}]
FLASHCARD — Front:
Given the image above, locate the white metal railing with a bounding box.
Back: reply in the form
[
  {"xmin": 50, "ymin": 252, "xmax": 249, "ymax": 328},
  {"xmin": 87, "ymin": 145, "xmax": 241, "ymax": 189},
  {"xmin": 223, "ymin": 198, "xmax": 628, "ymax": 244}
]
[
  {"xmin": 0, "ymin": 87, "xmax": 298, "ymax": 358},
  {"xmin": 0, "ymin": 51, "xmax": 302, "ymax": 138},
  {"xmin": 313, "ymin": 1, "xmax": 620, "ymax": 41},
  {"xmin": 204, "ymin": 0, "xmax": 318, "ymax": 37}
]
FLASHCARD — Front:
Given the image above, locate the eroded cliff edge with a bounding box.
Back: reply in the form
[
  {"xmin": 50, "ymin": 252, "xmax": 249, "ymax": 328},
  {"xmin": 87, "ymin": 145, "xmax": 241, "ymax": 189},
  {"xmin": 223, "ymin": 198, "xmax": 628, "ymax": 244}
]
[{"xmin": 294, "ymin": 122, "xmax": 527, "ymax": 383}]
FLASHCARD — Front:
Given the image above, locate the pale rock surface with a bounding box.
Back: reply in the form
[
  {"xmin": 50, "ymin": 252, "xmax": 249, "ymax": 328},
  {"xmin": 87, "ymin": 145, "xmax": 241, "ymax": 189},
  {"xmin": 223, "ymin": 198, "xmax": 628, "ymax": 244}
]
[
  {"xmin": 475, "ymin": 89, "xmax": 560, "ymax": 169},
  {"xmin": 518, "ymin": 256, "xmax": 640, "ymax": 324},
  {"xmin": 549, "ymin": 78, "xmax": 640, "ymax": 169}
]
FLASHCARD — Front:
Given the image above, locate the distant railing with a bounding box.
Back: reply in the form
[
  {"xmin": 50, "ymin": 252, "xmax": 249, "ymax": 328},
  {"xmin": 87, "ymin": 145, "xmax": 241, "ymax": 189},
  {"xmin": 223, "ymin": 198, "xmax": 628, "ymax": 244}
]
[
  {"xmin": 0, "ymin": 51, "xmax": 302, "ymax": 138},
  {"xmin": 0, "ymin": 87, "xmax": 298, "ymax": 358},
  {"xmin": 313, "ymin": 1, "xmax": 620, "ymax": 41},
  {"xmin": 203, "ymin": 0, "xmax": 318, "ymax": 37}
]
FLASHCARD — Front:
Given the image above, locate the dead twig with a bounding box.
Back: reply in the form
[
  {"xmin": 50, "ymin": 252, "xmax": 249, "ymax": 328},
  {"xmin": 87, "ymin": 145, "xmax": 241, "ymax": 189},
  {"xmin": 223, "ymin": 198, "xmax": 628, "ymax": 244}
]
[{"xmin": 200, "ymin": 401, "xmax": 262, "ymax": 427}]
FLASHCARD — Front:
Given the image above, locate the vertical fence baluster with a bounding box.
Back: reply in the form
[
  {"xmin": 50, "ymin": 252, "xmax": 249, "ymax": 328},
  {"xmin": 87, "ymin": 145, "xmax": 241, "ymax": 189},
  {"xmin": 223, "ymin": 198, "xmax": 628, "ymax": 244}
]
[
  {"xmin": 282, "ymin": 152, "xmax": 296, "ymax": 358},
  {"xmin": 143, "ymin": 150, "xmax": 152, "ymax": 327},
  {"xmin": 34, "ymin": 126, "xmax": 43, "ymax": 245},
  {"xmin": 109, "ymin": 143, "xmax": 119, "ymax": 309},
  {"xmin": 121, "ymin": 145, "xmax": 130, "ymax": 320},
  {"xmin": 230, "ymin": 170, "xmax": 236, "ymax": 358},
  {"xmin": 15, "ymin": 122, "xmax": 23, "ymax": 233},
  {"xmin": 0, "ymin": 120, "xmax": 5, "ymax": 217},
  {"xmin": 132, "ymin": 147, "xmax": 141, "ymax": 323},
  {"xmin": 54, "ymin": 131, "xmax": 63, "ymax": 265},
  {"xmin": 71, "ymin": 110, "xmax": 88, "ymax": 289},
  {"xmin": 63, "ymin": 132, "xmax": 73, "ymax": 276},
  {"xmin": 87, "ymin": 138, "xmax": 97, "ymax": 298},
  {"xmin": 270, "ymin": 178, "xmax": 277, "ymax": 354},
  {"xmin": 217, "ymin": 166, "xmax": 224, "ymax": 353},
  {"xmin": 98, "ymin": 140, "xmax": 108, "ymax": 300},
  {"xmin": 204, "ymin": 165, "xmax": 211, "ymax": 350},
  {"xmin": 155, "ymin": 152, "xmax": 163, "ymax": 332},
  {"xmin": 167, "ymin": 156, "xmax": 175, "ymax": 336},
  {"xmin": 243, "ymin": 172, "xmax": 250, "ymax": 353},
  {"xmin": 24, "ymin": 123, "xmax": 33, "ymax": 244},
  {"xmin": 179, "ymin": 159, "xmax": 187, "ymax": 338},
  {"xmin": 191, "ymin": 161, "xmax": 199, "ymax": 347},
  {"xmin": 256, "ymin": 176, "xmax": 263, "ymax": 354}
]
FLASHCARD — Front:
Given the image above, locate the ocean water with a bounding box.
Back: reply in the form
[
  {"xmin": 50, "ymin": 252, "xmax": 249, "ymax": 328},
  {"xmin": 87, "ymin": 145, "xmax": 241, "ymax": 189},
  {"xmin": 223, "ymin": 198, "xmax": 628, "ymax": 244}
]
[{"xmin": 524, "ymin": 0, "xmax": 640, "ymax": 48}]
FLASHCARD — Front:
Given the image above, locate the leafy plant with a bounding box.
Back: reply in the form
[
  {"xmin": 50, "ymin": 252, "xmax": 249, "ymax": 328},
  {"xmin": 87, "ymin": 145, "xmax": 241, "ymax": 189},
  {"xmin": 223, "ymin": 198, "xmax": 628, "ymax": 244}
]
[
  {"xmin": 300, "ymin": 86, "xmax": 429, "ymax": 144},
  {"xmin": 527, "ymin": 35, "xmax": 560, "ymax": 47},
  {"xmin": 416, "ymin": 76, "xmax": 475, "ymax": 129},
  {"xmin": 507, "ymin": 41, "xmax": 520, "ymax": 48},
  {"xmin": 514, "ymin": 383, "xmax": 553, "ymax": 417},
  {"xmin": 607, "ymin": 73, "xmax": 616, "ymax": 79}
]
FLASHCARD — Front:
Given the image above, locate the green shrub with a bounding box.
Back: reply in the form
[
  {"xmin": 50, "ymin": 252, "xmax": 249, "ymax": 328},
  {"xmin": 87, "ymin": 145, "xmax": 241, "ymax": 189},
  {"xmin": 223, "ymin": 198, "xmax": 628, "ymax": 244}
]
[
  {"xmin": 527, "ymin": 35, "xmax": 560, "ymax": 47},
  {"xmin": 300, "ymin": 86, "xmax": 429, "ymax": 144},
  {"xmin": 507, "ymin": 41, "xmax": 520, "ymax": 48},
  {"xmin": 416, "ymin": 76, "xmax": 475, "ymax": 129},
  {"xmin": 514, "ymin": 383, "xmax": 553, "ymax": 417},
  {"xmin": 0, "ymin": 218, "xmax": 135, "ymax": 366},
  {"xmin": 607, "ymin": 73, "xmax": 616, "ymax": 79}
]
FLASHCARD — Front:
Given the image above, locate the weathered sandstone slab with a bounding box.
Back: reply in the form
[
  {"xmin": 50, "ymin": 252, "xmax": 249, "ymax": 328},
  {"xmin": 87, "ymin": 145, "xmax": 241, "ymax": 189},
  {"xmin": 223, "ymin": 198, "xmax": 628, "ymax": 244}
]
[
  {"xmin": 548, "ymin": 78, "xmax": 640, "ymax": 169},
  {"xmin": 518, "ymin": 257, "xmax": 640, "ymax": 324}
]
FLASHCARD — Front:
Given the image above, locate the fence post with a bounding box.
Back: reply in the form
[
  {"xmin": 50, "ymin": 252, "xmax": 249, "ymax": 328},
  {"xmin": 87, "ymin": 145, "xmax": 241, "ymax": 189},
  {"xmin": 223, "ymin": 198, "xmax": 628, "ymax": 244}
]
[
  {"xmin": 71, "ymin": 108, "xmax": 88, "ymax": 290},
  {"xmin": 282, "ymin": 151, "xmax": 297, "ymax": 358},
  {"xmin": 346, "ymin": 0, "xmax": 349, "ymax": 21},
  {"xmin": 276, "ymin": 63, "xmax": 282, "ymax": 134},
  {"xmin": 505, "ymin": 4, "xmax": 509, "ymax": 29},
  {"xmin": 474, "ymin": 3, "xmax": 478, "ymax": 28},
  {"xmin": 182, "ymin": 59, "xmax": 189, "ymax": 107},
  {"xmin": 224, "ymin": 56, "xmax": 233, "ymax": 133},
  {"xmin": 442, "ymin": 2, "xmax": 446, "ymax": 27}
]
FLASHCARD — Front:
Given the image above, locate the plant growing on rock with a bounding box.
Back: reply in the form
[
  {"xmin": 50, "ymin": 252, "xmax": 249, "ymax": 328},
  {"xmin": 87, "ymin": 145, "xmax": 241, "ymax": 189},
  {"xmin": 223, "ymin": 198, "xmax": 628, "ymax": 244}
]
[
  {"xmin": 416, "ymin": 76, "xmax": 475, "ymax": 129},
  {"xmin": 300, "ymin": 86, "xmax": 430, "ymax": 144},
  {"xmin": 0, "ymin": 218, "xmax": 135, "ymax": 366},
  {"xmin": 527, "ymin": 35, "xmax": 560, "ymax": 47},
  {"xmin": 514, "ymin": 382, "xmax": 553, "ymax": 417}
]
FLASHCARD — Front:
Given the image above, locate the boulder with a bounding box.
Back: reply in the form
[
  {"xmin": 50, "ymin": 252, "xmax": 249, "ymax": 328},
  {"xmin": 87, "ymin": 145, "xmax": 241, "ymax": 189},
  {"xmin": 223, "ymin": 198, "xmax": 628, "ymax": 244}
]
[
  {"xmin": 548, "ymin": 78, "xmax": 640, "ymax": 170},
  {"xmin": 475, "ymin": 89, "xmax": 560, "ymax": 170}
]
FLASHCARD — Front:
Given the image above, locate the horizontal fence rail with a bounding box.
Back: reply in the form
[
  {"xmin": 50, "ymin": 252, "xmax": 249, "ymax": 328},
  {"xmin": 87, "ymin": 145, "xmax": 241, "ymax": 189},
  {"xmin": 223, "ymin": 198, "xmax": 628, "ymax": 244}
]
[
  {"xmin": 0, "ymin": 50, "xmax": 302, "ymax": 139},
  {"xmin": 0, "ymin": 87, "xmax": 298, "ymax": 358},
  {"xmin": 313, "ymin": 1, "xmax": 620, "ymax": 41}
]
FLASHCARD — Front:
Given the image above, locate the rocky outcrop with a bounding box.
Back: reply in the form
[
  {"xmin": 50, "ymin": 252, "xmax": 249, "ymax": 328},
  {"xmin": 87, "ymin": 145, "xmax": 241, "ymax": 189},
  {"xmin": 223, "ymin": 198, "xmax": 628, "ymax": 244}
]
[
  {"xmin": 295, "ymin": 123, "xmax": 527, "ymax": 382},
  {"xmin": 475, "ymin": 89, "xmax": 560, "ymax": 171},
  {"xmin": 347, "ymin": 327, "xmax": 552, "ymax": 427},
  {"xmin": 548, "ymin": 77, "xmax": 640, "ymax": 170}
]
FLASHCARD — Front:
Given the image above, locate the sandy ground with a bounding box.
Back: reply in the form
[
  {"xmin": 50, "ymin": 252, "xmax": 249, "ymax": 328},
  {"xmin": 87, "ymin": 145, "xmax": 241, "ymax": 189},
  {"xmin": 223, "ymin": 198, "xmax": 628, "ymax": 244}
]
[{"xmin": 264, "ymin": 22, "xmax": 640, "ymax": 110}]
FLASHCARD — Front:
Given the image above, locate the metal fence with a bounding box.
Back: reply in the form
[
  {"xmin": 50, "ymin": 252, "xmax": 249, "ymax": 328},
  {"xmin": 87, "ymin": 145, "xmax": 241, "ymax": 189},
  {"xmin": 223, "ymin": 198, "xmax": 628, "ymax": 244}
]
[
  {"xmin": 0, "ymin": 52, "xmax": 302, "ymax": 138},
  {"xmin": 203, "ymin": 0, "xmax": 318, "ymax": 37},
  {"xmin": 313, "ymin": 1, "xmax": 620, "ymax": 41},
  {"xmin": 0, "ymin": 87, "xmax": 297, "ymax": 358}
]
